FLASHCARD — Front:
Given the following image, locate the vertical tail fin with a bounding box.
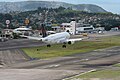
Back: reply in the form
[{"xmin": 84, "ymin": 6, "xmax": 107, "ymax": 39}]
[{"xmin": 41, "ymin": 24, "xmax": 47, "ymax": 37}]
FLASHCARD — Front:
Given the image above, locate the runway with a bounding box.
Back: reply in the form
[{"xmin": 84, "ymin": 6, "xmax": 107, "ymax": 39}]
[
  {"xmin": 0, "ymin": 46, "xmax": 119, "ymax": 80},
  {"xmin": 7, "ymin": 46, "xmax": 120, "ymax": 69},
  {"xmin": 0, "ymin": 39, "xmax": 46, "ymax": 50}
]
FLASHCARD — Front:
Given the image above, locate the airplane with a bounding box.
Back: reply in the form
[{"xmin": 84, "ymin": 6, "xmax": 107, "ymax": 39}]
[{"xmin": 24, "ymin": 31, "xmax": 86, "ymax": 48}]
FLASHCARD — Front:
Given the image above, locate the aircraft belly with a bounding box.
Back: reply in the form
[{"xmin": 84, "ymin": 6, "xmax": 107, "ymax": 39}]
[{"xmin": 44, "ymin": 40, "xmax": 56, "ymax": 44}]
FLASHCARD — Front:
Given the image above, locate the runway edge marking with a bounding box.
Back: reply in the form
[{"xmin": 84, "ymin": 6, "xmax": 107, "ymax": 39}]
[{"xmin": 62, "ymin": 69, "xmax": 97, "ymax": 80}]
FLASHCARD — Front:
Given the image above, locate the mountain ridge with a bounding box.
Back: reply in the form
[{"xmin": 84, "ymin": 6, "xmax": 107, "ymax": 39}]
[{"xmin": 0, "ymin": 1, "xmax": 107, "ymax": 13}]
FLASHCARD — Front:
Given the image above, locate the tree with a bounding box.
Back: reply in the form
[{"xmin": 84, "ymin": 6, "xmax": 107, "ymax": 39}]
[
  {"xmin": 105, "ymin": 26, "xmax": 111, "ymax": 31},
  {"xmin": 4, "ymin": 14, "xmax": 12, "ymax": 20}
]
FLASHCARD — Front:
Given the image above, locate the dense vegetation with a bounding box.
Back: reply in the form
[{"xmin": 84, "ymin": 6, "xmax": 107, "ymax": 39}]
[{"xmin": 0, "ymin": 7, "xmax": 120, "ymax": 30}]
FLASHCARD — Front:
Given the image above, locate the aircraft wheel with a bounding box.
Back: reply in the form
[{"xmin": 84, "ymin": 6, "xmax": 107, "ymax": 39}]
[
  {"xmin": 62, "ymin": 45, "xmax": 66, "ymax": 48},
  {"xmin": 47, "ymin": 44, "xmax": 51, "ymax": 47}
]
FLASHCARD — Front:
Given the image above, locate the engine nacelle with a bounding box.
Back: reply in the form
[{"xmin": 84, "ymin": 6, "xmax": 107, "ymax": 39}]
[{"xmin": 68, "ymin": 41, "xmax": 75, "ymax": 44}]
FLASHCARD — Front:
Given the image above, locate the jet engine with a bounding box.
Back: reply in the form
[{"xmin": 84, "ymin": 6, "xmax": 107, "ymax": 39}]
[{"xmin": 68, "ymin": 41, "xmax": 75, "ymax": 44}]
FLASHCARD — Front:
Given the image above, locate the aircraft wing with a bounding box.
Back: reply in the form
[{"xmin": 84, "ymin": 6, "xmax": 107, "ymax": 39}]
[
  {"xmin": 27, "ymin": 36, "xmax": 42, "ymax": 41},
  {"xmin": 20, "ymin": 35, "xmax": 42, "ymax": 41},
  {"xmin": 67, "ymin": 37, "xmax": 88, "ymax": 42}
]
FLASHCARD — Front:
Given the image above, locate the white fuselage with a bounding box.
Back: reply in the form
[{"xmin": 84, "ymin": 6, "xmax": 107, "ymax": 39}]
[{"xmin": 41, "ymin": 32, "xmax": 70, "ymax": 44}]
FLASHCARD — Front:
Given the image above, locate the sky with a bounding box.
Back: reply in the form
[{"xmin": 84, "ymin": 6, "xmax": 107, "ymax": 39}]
[{"xmin": 0, "ymin": 0, "xmax": 120, "ymax": 14}]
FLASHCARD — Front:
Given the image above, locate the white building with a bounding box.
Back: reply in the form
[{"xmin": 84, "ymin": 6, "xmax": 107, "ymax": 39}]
[
  {"xmin": 61, "ymin": 20, "xmax": 76, "ymax": 35},
  {"xmin": 51, "ymin": 26, "xmax": 61, "ymax": 32},
  {"xmin": 61, "ymin": 21, "xmax": 94, "ymax": 34},
  {"xmin": 76, "ymin": 24, "xmax": 95, "ymax": 33}
]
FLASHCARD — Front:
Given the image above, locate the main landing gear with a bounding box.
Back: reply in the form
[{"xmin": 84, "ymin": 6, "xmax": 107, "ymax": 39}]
[
  {"xmin": 62, "ymin": 45, "xmax": 66, "ymax": 48},
  {"xmin": 47, "ymin": 44, "xmax": 66, "ymax": 48},
  {"xmin": 47, "ymin": 44, "xmax": 51, "ymax": 47},
  {"xmin": 62, "ymin": 42, "xmax": 66, "ymax": 48}
]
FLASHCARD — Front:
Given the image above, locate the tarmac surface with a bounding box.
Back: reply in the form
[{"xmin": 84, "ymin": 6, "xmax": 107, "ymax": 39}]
[
  {"xmin": 0, "ymin": 39, "xmax": 46, "ymax": 50},
  {"xmin": 0, "ymin": 46, "xmax": 119, "ymax": 80},
  {"xmin": 0, "ymin": 69, "xmax": 80, "ymax": 80},
  {"xmin": 0, "ymin": 31, "xmax": 119, "ymax": 80},
  {"xmin": 5, "ymin": 46, "xmax": 120, "ymax": 69}
]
